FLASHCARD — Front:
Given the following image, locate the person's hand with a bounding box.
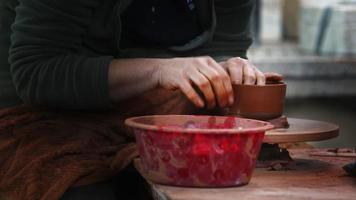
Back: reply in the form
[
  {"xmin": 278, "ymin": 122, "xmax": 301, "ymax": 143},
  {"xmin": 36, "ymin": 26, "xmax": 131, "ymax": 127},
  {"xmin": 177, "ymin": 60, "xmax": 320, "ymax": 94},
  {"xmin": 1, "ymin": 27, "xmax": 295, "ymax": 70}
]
[
  {"xmin": 154, "ymin": 57, "xmax": 233, "ymax": 108},
  {"xmin": 220, "ymin": 57, "xmax": 266, "ymax": 85},
  {"xmin": 108, "ymin": 57, "xmax": 283, "ymax": 108}
]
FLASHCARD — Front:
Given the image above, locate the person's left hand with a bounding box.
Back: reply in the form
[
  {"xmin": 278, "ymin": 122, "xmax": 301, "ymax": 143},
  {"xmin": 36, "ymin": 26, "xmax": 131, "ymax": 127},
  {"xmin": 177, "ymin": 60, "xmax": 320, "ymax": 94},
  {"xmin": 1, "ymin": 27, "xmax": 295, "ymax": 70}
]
[{"xmin": 220, "ymin": 57, "xmax": 266, "ymax": 85}]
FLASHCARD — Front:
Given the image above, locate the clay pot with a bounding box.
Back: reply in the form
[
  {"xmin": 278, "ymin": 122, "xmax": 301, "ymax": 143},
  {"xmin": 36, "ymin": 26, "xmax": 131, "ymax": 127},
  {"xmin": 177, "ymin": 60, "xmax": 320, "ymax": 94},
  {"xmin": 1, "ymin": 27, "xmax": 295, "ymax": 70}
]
[{"xmin": 230, "ymin": 83, "xmax": 287, "ymax": 120}]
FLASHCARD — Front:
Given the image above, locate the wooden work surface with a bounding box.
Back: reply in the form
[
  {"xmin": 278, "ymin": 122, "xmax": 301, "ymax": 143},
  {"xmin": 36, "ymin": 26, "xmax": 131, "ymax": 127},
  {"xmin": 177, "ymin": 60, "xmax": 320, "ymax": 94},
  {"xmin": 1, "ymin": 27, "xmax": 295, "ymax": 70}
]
[
  {"xmin": 264, "ymin": 118, "xmax": 339, "ymax": 143},
  {"xmin": 145, "ymin": 149, "xmax": 356, "ymax": 200}
]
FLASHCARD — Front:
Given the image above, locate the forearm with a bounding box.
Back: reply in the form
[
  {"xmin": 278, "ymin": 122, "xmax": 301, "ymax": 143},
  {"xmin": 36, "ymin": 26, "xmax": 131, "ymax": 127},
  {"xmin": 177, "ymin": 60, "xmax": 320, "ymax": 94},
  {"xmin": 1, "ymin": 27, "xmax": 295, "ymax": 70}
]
[{"xmin": 108, "ymin": 58, "xmax": 163, "ymax": 103}]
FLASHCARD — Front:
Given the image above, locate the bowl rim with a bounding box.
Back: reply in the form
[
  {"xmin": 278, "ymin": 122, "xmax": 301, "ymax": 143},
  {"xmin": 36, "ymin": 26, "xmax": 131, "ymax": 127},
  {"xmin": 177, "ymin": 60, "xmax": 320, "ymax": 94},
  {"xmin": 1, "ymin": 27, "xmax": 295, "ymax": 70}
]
[{"xmin": 125, "ymin": 115, "xmax": 274, "ymax": 134}]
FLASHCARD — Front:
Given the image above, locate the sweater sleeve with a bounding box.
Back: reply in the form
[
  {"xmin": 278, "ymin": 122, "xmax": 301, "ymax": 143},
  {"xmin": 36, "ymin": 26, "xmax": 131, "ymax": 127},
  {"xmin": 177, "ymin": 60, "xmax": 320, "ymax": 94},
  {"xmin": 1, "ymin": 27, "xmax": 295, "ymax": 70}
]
[
  {"xmin": 9, "ymin": 0, "xmax": 113, "ymax": 110},
  {"xmin": 203, "ymin": 0, "xmax": 254, "ymax": 59}
]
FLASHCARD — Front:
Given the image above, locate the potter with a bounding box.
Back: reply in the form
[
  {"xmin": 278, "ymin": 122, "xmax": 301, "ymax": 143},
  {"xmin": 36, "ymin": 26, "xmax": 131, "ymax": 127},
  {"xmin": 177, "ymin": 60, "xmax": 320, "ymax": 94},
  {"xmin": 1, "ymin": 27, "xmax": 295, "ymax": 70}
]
[{"xmin": 0, "ymin": 0, "xmax": 282, "ymax": 199}]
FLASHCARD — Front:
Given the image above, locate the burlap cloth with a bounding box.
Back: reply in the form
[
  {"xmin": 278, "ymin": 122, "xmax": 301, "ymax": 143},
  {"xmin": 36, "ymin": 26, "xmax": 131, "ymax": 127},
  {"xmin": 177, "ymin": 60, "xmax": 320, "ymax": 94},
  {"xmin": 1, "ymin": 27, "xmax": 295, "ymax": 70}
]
[{"xmin": 0, "ymin": 89, "xmax": 227, "ymax": 200}]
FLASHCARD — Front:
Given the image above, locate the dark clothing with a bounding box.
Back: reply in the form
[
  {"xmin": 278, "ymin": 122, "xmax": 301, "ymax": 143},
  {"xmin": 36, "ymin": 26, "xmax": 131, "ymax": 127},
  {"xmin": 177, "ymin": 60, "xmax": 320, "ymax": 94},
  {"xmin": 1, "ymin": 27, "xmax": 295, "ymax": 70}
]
[
  {"xmin": 0, "ymin": 0, "xmax": 254, "ymax": 109},
  {"xmin": 61, "ymin": 164, "xmax": 153, "ymax": 200},
  {"xmin": 121, "ymin": 0, "xmax": 202, "ymax": 46},
  {"xmin": 0, "ymin": 0, "xmax": 22, "ymax": 108}
]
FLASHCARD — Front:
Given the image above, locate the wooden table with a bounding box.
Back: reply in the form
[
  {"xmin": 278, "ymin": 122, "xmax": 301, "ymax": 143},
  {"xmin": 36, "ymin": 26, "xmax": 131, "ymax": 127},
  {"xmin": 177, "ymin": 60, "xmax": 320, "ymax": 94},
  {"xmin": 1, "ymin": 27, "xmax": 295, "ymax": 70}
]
[{"xmin": 139, "ymin": 149, "xmax": 356, "ymax": 200}]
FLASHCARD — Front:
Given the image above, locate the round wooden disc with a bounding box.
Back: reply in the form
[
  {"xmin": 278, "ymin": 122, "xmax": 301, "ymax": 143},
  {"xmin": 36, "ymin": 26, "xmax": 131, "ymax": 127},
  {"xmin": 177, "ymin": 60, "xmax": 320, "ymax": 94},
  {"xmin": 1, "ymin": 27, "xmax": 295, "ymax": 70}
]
[{"xmin": 264, "ymin": 118, "xmax": 339, "ymax": 143}]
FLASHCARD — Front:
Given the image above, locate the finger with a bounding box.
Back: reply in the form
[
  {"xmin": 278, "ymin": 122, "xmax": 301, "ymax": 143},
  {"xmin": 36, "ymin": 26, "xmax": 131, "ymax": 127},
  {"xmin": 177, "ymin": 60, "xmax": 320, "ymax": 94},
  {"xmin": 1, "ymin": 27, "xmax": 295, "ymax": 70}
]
[
  {"xmin": 254, "ymin": 67, "xmax": 266, "ymax": 85},
  {"xmin": 219, "ymin": 61, "xmax": 227, "ymax": 68},
  {"xmin": 179, "ymin": 79, "xmax": 205, "ymax": 108},
  {"xmin": 226, "ymin": 61, "xmax": 243, "ymax": 85},
  {"xmin": 208, "ymin": 61, "xmax": 234, "ymax": 106},
  {"xmin": 189, "ymin": 70, "xmax": 216, "ymax": 108},
  {"xmin": 243, "ymin": 62, "xmax": 256, "ymax": 85},
  {"xmin": 198, "ymin": 65, "xmax": 229, "ymax": 107},
  {"xmin": 264, "ymin": 72, "xmax": 284, "ymax": 83}
]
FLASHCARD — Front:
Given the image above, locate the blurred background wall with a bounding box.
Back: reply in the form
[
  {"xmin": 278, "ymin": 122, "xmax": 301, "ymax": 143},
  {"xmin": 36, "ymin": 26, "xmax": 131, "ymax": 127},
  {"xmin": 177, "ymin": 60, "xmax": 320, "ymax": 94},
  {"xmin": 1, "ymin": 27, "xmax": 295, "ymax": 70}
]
[{"xmin": 249, "ymin": 0, "xmax": 356, "ymax": 147}]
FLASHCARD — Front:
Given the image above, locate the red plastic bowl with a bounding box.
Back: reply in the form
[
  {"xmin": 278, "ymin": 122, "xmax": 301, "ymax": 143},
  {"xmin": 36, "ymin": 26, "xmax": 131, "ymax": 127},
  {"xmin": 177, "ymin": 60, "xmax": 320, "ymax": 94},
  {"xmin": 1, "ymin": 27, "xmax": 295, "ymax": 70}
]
[{"xmin": 125, "ymin": 115, "xmax": 273, "ymax": 187}]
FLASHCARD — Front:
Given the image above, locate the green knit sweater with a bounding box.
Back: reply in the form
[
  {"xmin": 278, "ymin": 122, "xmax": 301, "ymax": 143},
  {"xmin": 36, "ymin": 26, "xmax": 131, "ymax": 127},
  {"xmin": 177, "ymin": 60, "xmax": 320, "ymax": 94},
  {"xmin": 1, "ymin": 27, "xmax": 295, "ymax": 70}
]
[{"xmin": 0, "ymin": 0, "xmax": 254, "ymax": 109}]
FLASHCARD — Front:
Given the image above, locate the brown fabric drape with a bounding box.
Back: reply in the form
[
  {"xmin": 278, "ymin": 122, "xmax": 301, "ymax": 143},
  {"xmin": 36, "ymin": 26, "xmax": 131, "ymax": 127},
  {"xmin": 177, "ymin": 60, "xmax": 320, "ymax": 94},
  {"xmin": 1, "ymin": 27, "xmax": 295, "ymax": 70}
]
[{"xmin": 0, "ymin": 89, "xmax": 228, "ymax": 200}]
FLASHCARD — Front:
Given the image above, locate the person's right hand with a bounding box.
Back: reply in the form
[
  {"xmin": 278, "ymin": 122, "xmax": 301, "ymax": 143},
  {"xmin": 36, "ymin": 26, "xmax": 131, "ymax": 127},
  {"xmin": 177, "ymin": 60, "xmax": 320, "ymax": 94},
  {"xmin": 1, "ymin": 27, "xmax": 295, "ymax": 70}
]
[{"xmin": 154, "ymin": 57, "xmax": 234, "ymax": 109}]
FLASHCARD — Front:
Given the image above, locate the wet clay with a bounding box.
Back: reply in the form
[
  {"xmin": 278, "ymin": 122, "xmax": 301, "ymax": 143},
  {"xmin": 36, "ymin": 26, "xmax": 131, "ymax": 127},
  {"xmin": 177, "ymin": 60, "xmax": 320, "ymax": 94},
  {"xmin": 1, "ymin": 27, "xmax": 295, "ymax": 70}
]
[{"xmin": 230, "ymin": 83, "xmax": 286, "ymax": 120}]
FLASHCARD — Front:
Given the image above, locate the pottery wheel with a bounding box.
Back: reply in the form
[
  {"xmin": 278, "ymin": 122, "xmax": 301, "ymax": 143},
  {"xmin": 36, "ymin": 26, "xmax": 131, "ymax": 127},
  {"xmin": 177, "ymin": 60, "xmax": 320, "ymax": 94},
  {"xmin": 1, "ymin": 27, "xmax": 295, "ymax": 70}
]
[{"xmin": 263, "ymin": 118, "xmax": 339, "ymax": 143}]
